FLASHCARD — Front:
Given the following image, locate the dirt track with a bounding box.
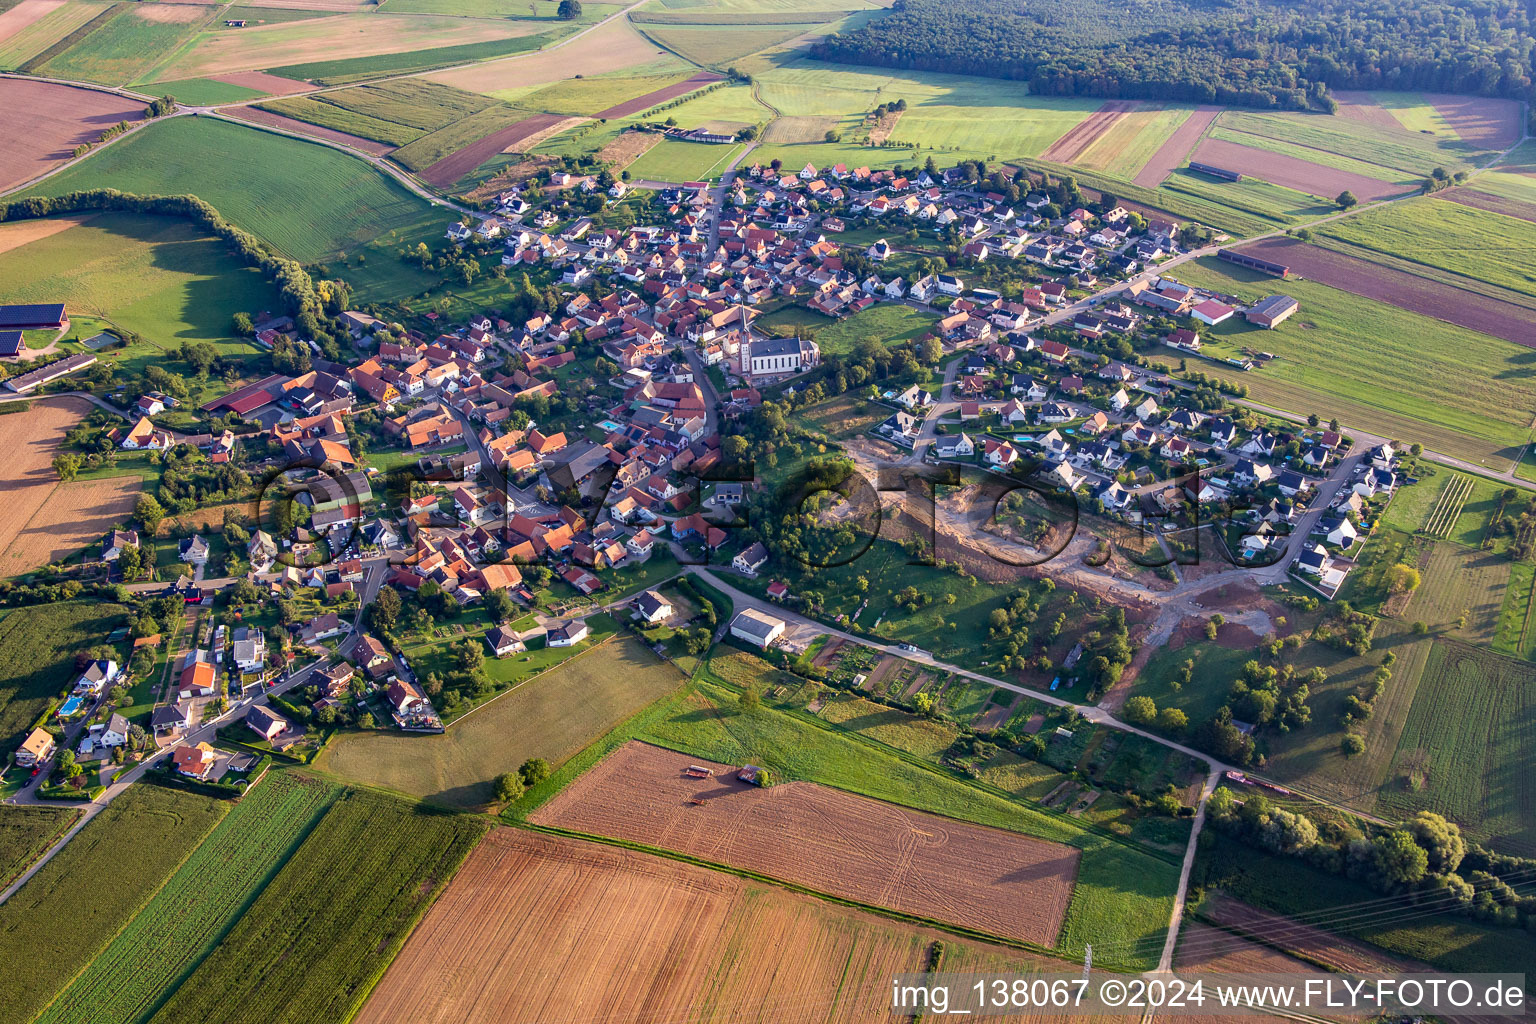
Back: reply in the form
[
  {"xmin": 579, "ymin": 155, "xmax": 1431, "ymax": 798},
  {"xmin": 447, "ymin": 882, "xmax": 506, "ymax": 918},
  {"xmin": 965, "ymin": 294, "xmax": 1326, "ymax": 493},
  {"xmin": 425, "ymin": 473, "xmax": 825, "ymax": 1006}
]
[
  {"xmin": 1191, "ymin": 137, "xmax": 1413, "ymax": 202},
  {"xmin": 1132, "ymin": 106, "xmax": 1220, "ymax": 187},
  {"xmin": 1235, "ymin": 236, "xmax": 1536, "ymax": 346},
  {"xmin": 1042, "ymin": 100, "xmax": 1136, "ymax": 164},
  {"xmin": 532, "ymin": 740, "xmax": 1080, "ymax": 945}
]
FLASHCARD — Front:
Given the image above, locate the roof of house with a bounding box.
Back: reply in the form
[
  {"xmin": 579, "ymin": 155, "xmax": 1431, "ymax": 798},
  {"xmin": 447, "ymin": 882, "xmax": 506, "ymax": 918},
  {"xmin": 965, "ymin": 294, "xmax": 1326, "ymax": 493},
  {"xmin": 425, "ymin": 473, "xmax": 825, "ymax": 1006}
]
[{"xmin": 731, "ymin": 608, "xmax": 785, "ymax": 641}]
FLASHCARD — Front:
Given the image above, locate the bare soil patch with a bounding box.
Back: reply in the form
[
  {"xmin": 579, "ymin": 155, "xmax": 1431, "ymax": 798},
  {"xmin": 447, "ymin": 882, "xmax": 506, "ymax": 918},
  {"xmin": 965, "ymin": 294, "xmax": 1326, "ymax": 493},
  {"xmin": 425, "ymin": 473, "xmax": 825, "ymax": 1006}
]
[
  {"xmin": 0, "ymin": 0, "xmax": 65, "ymax": 45},
  {"xmin": 227, "ymin": 106, "xmax": 394, "ymax": 156},
  {"xmin": 1235, "ymin": 236, "xmax": 1536, "ymax": 347},
  {"xmin": 0, "ymin": 474, "xmax": 140, "ymax": 577},
  {"xmin": 1042, "ymin": 99, "xmax": 1137, "ymax": 164},
  {"xmin": 0, "ymin": 80, "xmax": 146, "ymax": 193},
  {"xmin": 419, "ymin": 112, "xmax": 565, "ymax": 188},
  {"xmin": 0, "ymin": 398, "xmax": 129, "ymax": 577},
  {"xmin": 596, "ymin": 69, "xmax": 720, "ymax": 119},
  {"xmin": 1330, "ymin": 90, "xmax": 1402, "ymax": 131},
  {"xmin": 531, "ymin": 740, "xmax": 1080, "ymax": 945},
  {"xmin": 0, "ymin": 214, "xmax": 96, "ymax": 257},
  {"xmin": 1427, "ymin": 93, "xmax": 1523, "ymax": 151},
  {"xmin": 359, "ymin": 828, "xmax": 1076, "ymax": 1024},
  {"xmin": 1436, "ymin": 186, "xmax": 1536, "ymax": 225},
  {"xmin": 1131, "ymin": 105, "xmax": 1220, "ymax": 187},
  {"xmin": 212, "ymin": 70, "xmax": 316, "ymax": 94},
  {"xmin": 597, "ymin": 127, "xmax": 659, "ymax": 168},
  {"xmin": 1192, "ymin": 137, "xmax": 1411, "ymax": 202}
]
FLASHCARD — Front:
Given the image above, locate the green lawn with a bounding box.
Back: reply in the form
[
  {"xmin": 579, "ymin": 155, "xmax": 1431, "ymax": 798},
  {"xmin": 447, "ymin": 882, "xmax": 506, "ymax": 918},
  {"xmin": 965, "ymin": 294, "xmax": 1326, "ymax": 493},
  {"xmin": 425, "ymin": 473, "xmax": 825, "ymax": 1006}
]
[
  {"xmin": 624, "ymin": 139, "xmax": 748, "ymax": 181},
  {"xmin": 0, "ymin": 212, "xmax": 277, "ymax": 355},
  {"xmin": 27, "ymin": 116, "xmax": 443, "ymax": 272},
  {"xmin": 1320, "ymin": 197, "xmax": 1536, "ymax": 302},
  {"xmin": 1171, "ymin": 256, "xmax": 1536, "ymax": 468}
]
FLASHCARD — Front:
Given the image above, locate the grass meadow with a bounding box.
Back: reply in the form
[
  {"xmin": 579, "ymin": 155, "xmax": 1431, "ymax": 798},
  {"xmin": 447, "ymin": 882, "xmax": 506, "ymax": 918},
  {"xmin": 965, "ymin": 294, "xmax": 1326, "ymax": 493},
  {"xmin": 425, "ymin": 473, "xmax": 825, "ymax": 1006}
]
[
  {"xmin": 38, "ymin": 4, "xmax": 209, "ymax": 86},
  {"xmin": 1171, "ymin": 257, "xmax": 1536, "ymax": 469},
  {"xmin": 314, "ymin": 637, "xmax": 687, "ymax": 807},
  {"xmin": 0, "ymin": 213, "xmax": 277, "ymax": 357},
  {"xmin": 1213, "ymin": 108, "xmax": 1484, "ymax": 175},
  {"xmin": 28, "ymin": 117, "xmax": 442, "ymax": 277},
  {"xmin": 1320, "ymin": 198, "xmax": 1536, "ymax": 302},
  {"xmin": 623, "ymin": 139, "xmax": 747, "ymax": 180},
  {"xmin": 0, "ymin": 601, "xmax": 128, "ymax": 753},
  {"xmin": 157, "ymin": 77, "xmax": 268, "ymax": 106}
]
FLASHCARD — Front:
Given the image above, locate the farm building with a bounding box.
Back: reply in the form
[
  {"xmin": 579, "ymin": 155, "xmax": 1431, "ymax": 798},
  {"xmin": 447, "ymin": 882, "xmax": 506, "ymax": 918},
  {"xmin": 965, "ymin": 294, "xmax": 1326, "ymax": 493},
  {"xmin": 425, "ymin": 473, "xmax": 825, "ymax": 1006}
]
[
  {"xmin": 0, "ymin": 303, "xmax": 65, "ymax": 330},
  {"xmin": 0, "ymin": 331, "xmax": 25, "ymax": 358},
  {"xmin": 1191, "ymin": 300, "xmax": 1236, "ymax": 326},
  {"xmin": 730, "ymin": 609, "xmax": 785, "ymax": 649},
  {"xmin": 4, "ymin": 352, "xmax": 97, "ymax": 393},
  {"xmin": 1189, "ymin": 162, "xmax": 1242, "ymax": 182},
  {"xmin": 1246, "ymin": 295, "xmax": 1300, "ymax": 328},
  {"xmin": 1218, "ymin": 249, "xmax": 1290, "ymax": 278}
]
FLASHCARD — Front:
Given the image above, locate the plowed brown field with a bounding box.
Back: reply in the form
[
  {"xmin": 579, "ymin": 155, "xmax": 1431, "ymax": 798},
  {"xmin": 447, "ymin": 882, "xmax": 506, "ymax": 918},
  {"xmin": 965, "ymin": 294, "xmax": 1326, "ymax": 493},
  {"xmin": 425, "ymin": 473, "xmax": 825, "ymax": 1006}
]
[
  {"xmin": 0, "ymin": 80, "xmax": 146, "ymax": 192},
  {"xmin": 1330, "ymin": 90, "xmax": 1401, "ymax": 130},
  {"xmin": 1191, "ymin": 137, "xmax": 1411, "ymax": 202},
  {"xmin": 419, "ymin": 112, "xmax": 565, "ymax": 187},
  {"xmin": 1132, "ymin": 105, "xmax": 1220, "ymax": 187},
  {"xmin": 1042, "ymin": 100, "xmax": 1137, "ymax": 164},
  {"xmin": 1198, "ymin": 894, "xmax": 1427, "ymax": 973},
  {"xmin": 531, "ymin": 740, "xmax": 1079, "ymax": 945},
  {"xmin": 1233, "ymin": 237, "xmax": 1536, "ymax": 346},
  {"xmin": 212, "ymin": 70, "xmax": 316, "ymax": 94},
  {"xmin": 1428, "ymin": 93, "xmax": 1523, "ymax": 151},
  {"xmin": 359, "ymin": 829, "xmax": 1087, "ymax": 1024}
]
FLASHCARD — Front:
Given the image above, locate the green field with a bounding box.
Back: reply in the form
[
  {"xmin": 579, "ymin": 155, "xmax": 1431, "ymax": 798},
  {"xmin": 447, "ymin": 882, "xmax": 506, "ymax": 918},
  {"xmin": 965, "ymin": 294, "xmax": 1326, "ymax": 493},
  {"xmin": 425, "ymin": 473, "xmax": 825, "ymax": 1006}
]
[
  {"xmin": 156, "ymin": 77, "xmax": 267, "ymax": 106},
  {"xmin": 799, "ymin": 391, "xmax": 888, "ymax": 439},
  {"xmin": 389, "ymin": 103, "xmax": 531, "ymax": 172},
  {"xmin": 1213, "ymin": 108, "xmax": 1484, "ymax": 175},
  {"xmin": 0, "ymin": 785, "xmax": 230, "ymax": 1024},
  {"xmin": 36, "ymin": 774, "xmax": 339, "ymax": 1024},
  {"xmin": 1468, "ymin": 171, "xmax": 1536, "ymax": 208},
  {"xmin": 0, "ymin": 805, "xmax": 78, "ymax": 890},
  {"xmin": 266, "ymin": 31, "xmax": 554, "ymax": 84},
  {"xmin": 1320, "ymin": 198, "xmax": 1536, "ymax": 302},
  {"xmin": 0, "ymin": 601, "xmax": 128, "ymax": 752},
  {"xmin": 36, "ymin": 5, "xmax": 209, "ymax": 86},
  {"xmin": 256, "ymin": 97, "xmax": 427, "ymax": 146},
  {"xmin": 623, "ymin": 138, "xmax": 747, "ymax": 181},
  {"xmin": 1160, "ymin": 169, "xmax": 1336, "ymax": 223},
  {"xmin": 658, "ymin": 81, "xmax": 772, "ymax": 130},
  {"xmin": 518, "ymin": 71, "xmax": 699, "ymax": 117},
  {"xmin": 642, "ymin": 22, "xmax": 814, "ymax": 65},
  {"xmin": 28, "ymin": 117, "xmax": 441, "ymax": 272},
  {"xmin": 618, "ymin": 675, "xmax": 1181, "ymax": 970},
  {"xmin": 1377, "ymin": 640, "xmax": 1536, "ymax": 851},
  {"xmin": 146, "ymin": 789, "xmax": 488, "ymax": 1024},
  {"xmin": 314, "ymin": 637, "xmax": 688, "ymax": 807},
  {"xmin": 1170, "ymin": 257, "xmax": 1536, "ymax": 468},
  {"xmin": 1204, "ymin": 124, "xmax": 1420, "ymax": 188},
  {"xmin": 0, "ymin": 213, "xmax": 277, "ymax": 357},
  {"xmin": 757, "ymin": 300, "xmax": 934, "ymax": 355},
  {"xmin": 1494, "ymin": 561, "xmax": 1536, "ymax": 660},
  {"xmin": 0, "ymin": 0, "xmax": 111, "ymax": 71},
  {"xmin": 1370, "ymin": 91, "xmax": 1463, "ymax": 139},
  {"xmin": 316, "ymin": 79, "xmax": 494, "ymax": 130},
  {"xmin": 1073, "ymin": 104, "xmax": 1194, "ymax": 178}
]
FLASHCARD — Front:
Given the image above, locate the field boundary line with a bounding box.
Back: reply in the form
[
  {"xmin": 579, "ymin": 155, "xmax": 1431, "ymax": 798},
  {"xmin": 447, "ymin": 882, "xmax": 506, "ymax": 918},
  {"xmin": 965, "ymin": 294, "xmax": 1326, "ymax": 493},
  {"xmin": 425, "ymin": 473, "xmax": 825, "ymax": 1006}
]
[{"xmin": 515, "ymin": 820, "xmax": 1119, "ymax": 969}]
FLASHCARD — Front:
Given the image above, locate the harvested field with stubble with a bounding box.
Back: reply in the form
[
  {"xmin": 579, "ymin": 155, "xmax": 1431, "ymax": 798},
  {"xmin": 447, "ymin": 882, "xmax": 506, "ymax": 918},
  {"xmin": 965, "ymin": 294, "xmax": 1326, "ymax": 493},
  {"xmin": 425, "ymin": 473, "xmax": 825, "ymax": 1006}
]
[
  {"xmin": 0, "ymin": 474, "xmax": 140, "ymax": 578},
  {"xmin": 0, "ymin": 397, "xmax": 117, "ymax": 578},
  {"xmin": 1191, "ymin": 137, "xmax": 1411, "ymax": 202},
  {"xmin": 0, "ymin": 79, "xmax": 144, "ymax": 192},
  {"xmin": 532, "ymin": 740, "xmax": 1080, "ymax": 945},
  {"xmin": 427, "ymin": 16, "xmax": 673, "ymax": 99},
  {"xmin": 1132, "ymin": 105, "xmax": 1219, "ymax": 187},
  {"xmin": 1232, "ymin": 237, "xmax": 1536, "ymax": 347},
  {"xmin": 359, "ymin": 829, "xmax": 1084, "ymax": 1024},
  {"xmin": 1041, "ymin": 99, "xmax": 1136, "ymax": 164}
]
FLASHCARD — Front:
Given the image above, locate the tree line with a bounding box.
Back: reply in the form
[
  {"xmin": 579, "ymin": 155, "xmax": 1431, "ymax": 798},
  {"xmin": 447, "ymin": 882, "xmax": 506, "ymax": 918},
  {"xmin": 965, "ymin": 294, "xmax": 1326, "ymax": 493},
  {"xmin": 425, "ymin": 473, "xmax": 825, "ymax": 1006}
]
[{"xmin": 811, "ymin": 0, "xmax": 1535, "ymax": 114}]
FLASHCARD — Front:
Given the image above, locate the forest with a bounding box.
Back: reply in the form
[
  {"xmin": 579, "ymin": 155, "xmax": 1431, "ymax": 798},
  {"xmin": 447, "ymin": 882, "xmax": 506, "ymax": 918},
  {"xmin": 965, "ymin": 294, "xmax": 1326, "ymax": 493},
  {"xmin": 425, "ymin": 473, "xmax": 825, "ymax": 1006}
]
[{"xmin": 811, "ymin": 0, "xmax": 1536, "ymax": 113}]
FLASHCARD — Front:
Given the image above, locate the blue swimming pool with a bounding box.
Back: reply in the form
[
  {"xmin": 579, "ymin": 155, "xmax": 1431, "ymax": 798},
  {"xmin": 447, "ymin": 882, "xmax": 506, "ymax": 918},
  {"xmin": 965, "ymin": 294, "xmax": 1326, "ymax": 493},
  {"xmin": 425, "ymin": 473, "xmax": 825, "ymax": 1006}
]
[
  {"xmin": 57, "ymin": 695, "xmax": 84, "ymax": 717},
  {"xmin": 597, "ymin": 419, "xmax": 622, "ymax": 432}
]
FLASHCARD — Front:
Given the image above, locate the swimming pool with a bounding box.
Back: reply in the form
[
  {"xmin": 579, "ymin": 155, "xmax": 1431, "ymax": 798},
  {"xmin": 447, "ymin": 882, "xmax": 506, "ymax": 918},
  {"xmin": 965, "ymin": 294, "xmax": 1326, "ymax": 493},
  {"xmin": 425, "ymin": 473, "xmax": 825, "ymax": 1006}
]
[
  {"xmin": 596, "ymin": 419, "xmax": 622, "ymax": 432},
  {"xmin": 57, "ymin": 695, "xmax": 84, "ymax": 717}
]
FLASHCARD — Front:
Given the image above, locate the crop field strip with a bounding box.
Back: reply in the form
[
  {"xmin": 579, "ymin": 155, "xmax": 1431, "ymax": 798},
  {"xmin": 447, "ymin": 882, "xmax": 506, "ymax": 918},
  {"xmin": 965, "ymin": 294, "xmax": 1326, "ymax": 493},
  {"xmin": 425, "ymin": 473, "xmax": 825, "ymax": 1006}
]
[
  {"xmin": 145, "ymin": 788, "xmax": 489, "ymax": 1024},
  {"xmin": 0, "ymin": 786, "xmax": 231, "ymax": 1024},
  {"xmin": 36, "ymin": 774, "xmax": 340, "ymax": 1024},
  {"xmin": 0, "ymin": 806, "xmax": 79, "ymax": 891},
  {"xmin": 1421, "ymin": 475, "xmax": 1473, "ymax": 538}
]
